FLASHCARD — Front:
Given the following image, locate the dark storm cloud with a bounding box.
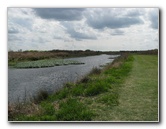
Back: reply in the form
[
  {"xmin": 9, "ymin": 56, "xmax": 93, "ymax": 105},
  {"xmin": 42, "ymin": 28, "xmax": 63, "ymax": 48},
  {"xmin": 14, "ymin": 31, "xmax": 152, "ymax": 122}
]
[
  {"xmin": 33, "ymin": 8, "xmax": 85, "ymax": 21},
  {"xmin": 148, "ymin": 9, "xmax": 159, "ymax": 29},
  {"xmin": 86, "ymin": 9, "xmax": 144, "ymax": 29}
]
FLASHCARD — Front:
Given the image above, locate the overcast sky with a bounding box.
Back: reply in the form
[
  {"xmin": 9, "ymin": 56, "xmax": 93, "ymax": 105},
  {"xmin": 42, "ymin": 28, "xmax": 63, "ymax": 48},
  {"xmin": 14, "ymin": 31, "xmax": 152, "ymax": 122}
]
[{"xmin": 8, "ymin": 8, "xmax": 159, "ymax": 51}]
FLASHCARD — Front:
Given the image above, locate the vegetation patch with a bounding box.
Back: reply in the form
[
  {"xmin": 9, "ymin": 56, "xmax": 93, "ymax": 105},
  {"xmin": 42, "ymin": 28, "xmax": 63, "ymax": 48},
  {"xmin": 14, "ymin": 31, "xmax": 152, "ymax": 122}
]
[
  {"xmin": 98, "ymin": 92, "xmax": 119, "ymax": 106},
  {"xmin": 33, "ymin": 90, "xmax": 49, "ymax": 104},
  {"xmin": 56, "ymin": 98, "xmax": 94, "ymax": 121},
  {"xmin": 11, "ymin": 59, "xmax": 84, "ymax": 68}
]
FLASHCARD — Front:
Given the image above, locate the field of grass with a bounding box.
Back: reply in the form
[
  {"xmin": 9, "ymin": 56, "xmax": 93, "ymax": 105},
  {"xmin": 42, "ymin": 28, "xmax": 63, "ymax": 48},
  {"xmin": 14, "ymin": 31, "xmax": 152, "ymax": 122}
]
[
  {"xmin": 8, "ymin": 54, "xmax": 158, "ymax": 121},
  {"xmin": 9, "ymin": 59, "xmax": 84, "ymax": 68},
  {"xmin": 92, "ymin": 55, "xmax": 158, "ymax": 121}
]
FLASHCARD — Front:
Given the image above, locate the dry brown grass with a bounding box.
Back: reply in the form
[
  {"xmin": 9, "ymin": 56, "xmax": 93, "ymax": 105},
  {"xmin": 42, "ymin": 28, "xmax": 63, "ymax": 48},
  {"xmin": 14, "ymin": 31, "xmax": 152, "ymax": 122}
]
[
  {"xmin": 8, "ymin": 51, "xmax": 69, "ymax": 62},
  {"xmin": 8, "ymin": 103, "xmax": 41, "ymax": 120}
]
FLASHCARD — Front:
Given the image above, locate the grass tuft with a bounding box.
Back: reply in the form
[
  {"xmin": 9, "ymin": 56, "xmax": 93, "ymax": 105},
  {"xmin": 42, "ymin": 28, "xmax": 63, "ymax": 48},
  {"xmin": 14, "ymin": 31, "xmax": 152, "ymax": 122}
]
[
  {"xmin": 84, "ymin": 80, "xmax": 109, "ymax": 96},
  {"xmin": 33, "ymin": 90, "xmax": 49, "ymax": 104},
  {"xmin": 56, "ymin": 98, "xmax": 94, "ymax": 121},
  {"xmin": 89, "ymin": 67, "xmax": 101, "ymax": 75}
]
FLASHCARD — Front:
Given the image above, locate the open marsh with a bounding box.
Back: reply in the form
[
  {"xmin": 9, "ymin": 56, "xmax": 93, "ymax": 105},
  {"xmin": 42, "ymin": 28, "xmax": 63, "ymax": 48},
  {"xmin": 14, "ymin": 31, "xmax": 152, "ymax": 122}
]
[{"xmin": 8, "ymin": 54, "xmax": 118, "ymax": 103}]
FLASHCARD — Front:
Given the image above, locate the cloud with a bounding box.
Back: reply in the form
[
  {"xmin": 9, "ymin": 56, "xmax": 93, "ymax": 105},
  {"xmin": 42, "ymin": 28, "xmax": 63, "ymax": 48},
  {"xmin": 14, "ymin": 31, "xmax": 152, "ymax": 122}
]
[
  {"xmin": 148, "ymin": 9, "xmax": 159, "ymax": 29},
  {"xmin": 66, "ymin": 26, "xmax": 97, "ymax": 41},
  {"xmin": 111, "ymin": 29, "xmax": 125, "ymax": 36},
  {"xmin": 53, "ymin": 35, "xmax": 64, "ymax": 40},
  {"xmin": 33, "ymin": 8, "xmax": 85, "ymax": 21},
  {"xmin": 8, "ymin": 22, "xmax": 29, "ymax": 34},
  {"xmin": 8, "ymin": 8, "xmax": 159, "ymax": 51},
  {"xmin": 31, "ymin": 37, "xmax": 49, "ymax": 44},
  {"xmin": 8, "ymin": 26, "xmax": 19, "ymax": 34},
  {"xmin": 125, "ymin": 8, "xmax": 145, "ymax": 17},
  {"xmin": 12, "ymin": 18, "xmax": 33, "ymax": 31},
  {"xmin": 62, "ymin": 22, "xmax": 97, "ymax": 41},
  {"xmin": 85, "ymin": 8, "xmax": 144, "ymax": 29},
  {"xmin": 8, "ymin": 8, "xmax": 34, "ymax": 33},
  {"xmin": 8, "ymin": 34, "xmax": 24, "ymax": 41}
]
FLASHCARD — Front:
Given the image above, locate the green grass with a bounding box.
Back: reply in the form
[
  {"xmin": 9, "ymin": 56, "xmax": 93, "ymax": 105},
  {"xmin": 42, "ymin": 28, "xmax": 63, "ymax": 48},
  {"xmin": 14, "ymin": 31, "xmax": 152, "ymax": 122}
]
[
  {"xmin": 9, "ymin": 54, "xmax": 158, "ymax": 121},
  {"xmin": 10, "ymin": 58, "xmax": 84, "ymax": 68},
  {"xmin": 93, "ymin": 55, "xmax": 158, "ymax": 121},
  {"xmin": 56, "ymin": 98, "xmax": 94, "ymax": 121},
  {"xmin": 98, "ymin": 92, "xmax": 119, "ymax": 106}
]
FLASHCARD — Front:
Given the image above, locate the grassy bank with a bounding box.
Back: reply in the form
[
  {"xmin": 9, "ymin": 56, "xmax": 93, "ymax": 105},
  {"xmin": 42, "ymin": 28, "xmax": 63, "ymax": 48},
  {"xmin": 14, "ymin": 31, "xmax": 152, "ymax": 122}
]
[
  {"xmin": 8, "ymin": 54, "xmax": 158, "ymax": 121},
  {"xmin": 104, "ymin": 55, "xmax": 158, "ymax": 121}
]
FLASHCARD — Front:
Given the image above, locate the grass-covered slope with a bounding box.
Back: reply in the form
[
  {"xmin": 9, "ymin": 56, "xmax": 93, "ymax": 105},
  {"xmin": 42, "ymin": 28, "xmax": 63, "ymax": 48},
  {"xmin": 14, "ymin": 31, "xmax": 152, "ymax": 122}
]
[{"xmin": 104, "ymin": 55, "xmax": 158, "ymax": 121}]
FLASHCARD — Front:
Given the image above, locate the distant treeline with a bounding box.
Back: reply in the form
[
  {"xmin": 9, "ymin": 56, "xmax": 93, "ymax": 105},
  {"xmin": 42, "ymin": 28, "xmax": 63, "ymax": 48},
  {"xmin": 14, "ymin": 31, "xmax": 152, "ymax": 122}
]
[
  {"xmin": 120, "ymin": 49, "xmax": 158, "ymax": 55},
  {"xmin": 8, "ymin": 49, "xmax": 158, "ymax": 62}
]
